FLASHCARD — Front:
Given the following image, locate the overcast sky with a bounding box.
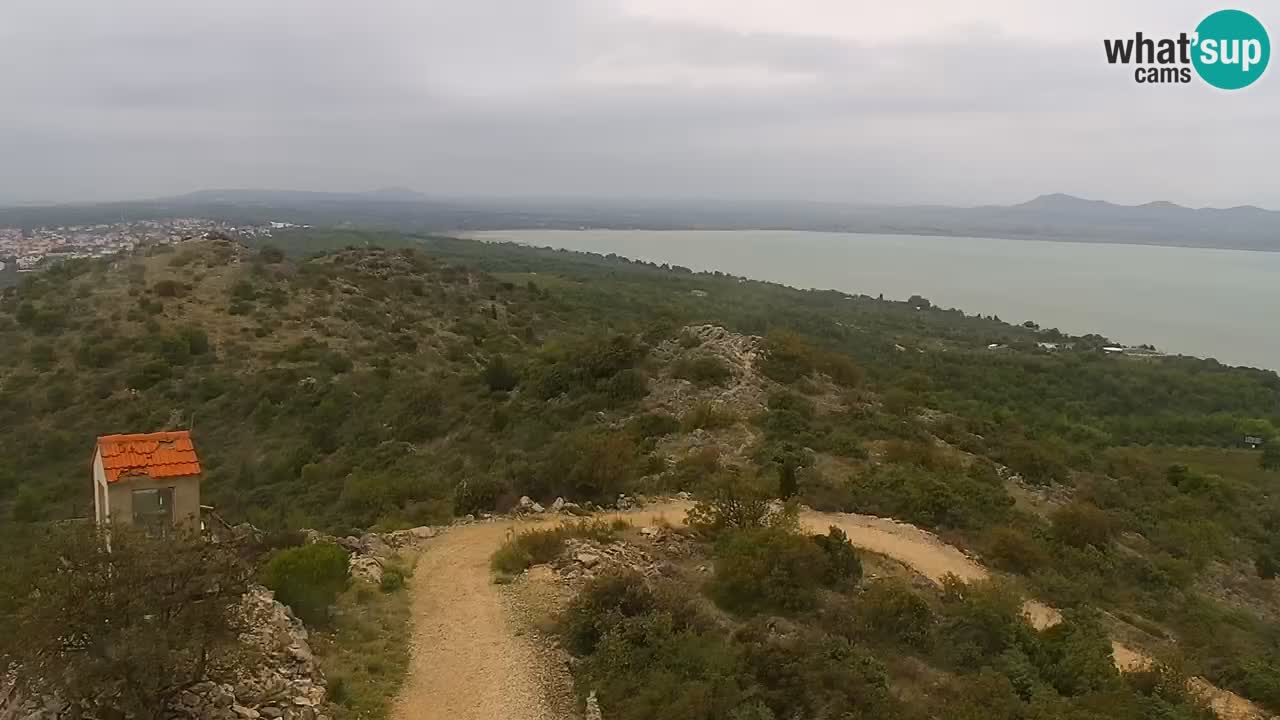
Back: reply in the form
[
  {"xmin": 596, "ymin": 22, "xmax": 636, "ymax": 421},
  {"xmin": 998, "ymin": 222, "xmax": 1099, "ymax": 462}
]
[{"xmin": 1, "ymin": 0, "xmax": 1276, "ymax": 207}]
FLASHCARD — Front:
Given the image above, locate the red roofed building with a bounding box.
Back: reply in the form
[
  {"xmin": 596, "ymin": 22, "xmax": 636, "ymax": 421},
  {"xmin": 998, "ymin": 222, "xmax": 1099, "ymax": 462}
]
[{"xmin": 92, "ymin": 431, "xmax": 203, "ymax": 533}]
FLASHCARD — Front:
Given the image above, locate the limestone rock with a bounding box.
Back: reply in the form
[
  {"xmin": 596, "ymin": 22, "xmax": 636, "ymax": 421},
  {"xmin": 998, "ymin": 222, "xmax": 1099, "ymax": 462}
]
[
  {"xmin": 358, "ymin": 534, "xmax": 392, "ymax": 558},
  {"xmin": 517, "ymin": 496, "xmax": 545, "ymax": 514},
  {"xmin": 349, "ymin": 556, "xmax": 384, "ymax": 585},
  {"xmin": 586, "ymin": 690, "xmax": 603, "ymax": 720}
]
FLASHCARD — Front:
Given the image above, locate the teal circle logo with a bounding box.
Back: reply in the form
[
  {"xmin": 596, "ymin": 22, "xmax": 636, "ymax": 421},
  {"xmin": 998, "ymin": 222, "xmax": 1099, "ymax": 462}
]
[{"xmin": 1193, "ymin": 9, "xmax": 1270, "ymax": 89}]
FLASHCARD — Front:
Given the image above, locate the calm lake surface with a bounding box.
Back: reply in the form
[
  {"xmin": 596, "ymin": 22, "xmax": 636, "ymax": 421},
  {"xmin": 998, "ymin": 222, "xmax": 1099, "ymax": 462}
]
[{"xmin": 470, "ymin": 230, "xmax": 1280, "ymax": 372}]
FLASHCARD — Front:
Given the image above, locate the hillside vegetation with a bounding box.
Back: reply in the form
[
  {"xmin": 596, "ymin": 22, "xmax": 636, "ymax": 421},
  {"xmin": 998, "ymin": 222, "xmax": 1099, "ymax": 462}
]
[{"xmin": 1, "ymin": 230, "xmax": 1279, "ymax": 713}]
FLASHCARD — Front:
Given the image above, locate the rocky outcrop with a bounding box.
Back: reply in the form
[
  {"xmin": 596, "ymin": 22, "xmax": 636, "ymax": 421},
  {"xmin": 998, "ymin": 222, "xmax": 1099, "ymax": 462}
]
[{"xmin": 648, "ymin": 326, "xmax": 770, "ymax": 420}]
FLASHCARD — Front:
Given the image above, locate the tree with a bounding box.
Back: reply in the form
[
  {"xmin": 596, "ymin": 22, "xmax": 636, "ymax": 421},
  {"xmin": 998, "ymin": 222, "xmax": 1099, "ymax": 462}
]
[
  {"xmin": 771, "ymin": 443, "xmax": 809, "ymax": 500},
  {"xmin": 0, "ymin": 525, "xmax": 255, "ymax": 720},
  {"xmin": 482, "ymin": 354, "xmax": 520, "ymax": 392},
  {"xmin": 811, "ymin": 526, "xmax": 863, "ymax": 588}
]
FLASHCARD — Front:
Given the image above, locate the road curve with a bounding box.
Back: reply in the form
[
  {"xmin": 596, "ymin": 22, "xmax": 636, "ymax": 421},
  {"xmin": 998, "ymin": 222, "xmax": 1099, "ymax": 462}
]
[{"xmin": 389, "ymin": 501, "xmax": 1268, "ymax": 720}]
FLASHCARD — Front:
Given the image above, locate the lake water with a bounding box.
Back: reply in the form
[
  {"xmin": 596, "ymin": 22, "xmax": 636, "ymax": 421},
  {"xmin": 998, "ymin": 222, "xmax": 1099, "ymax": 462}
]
[{"xmin": 469, "ymin": 230, "xmax": 1280, "ymax": 372}]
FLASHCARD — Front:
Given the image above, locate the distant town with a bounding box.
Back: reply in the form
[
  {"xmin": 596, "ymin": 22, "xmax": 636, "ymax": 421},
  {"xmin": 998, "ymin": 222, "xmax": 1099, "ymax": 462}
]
[{"xmin": 0, "ymin": 218, "xmax": 293, "ymax": 275}]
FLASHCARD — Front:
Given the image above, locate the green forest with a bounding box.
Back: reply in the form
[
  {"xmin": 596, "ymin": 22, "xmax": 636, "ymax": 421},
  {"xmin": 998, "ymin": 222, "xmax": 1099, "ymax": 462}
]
[{"xmin": 1, "ymin": 229, "xmax": 1279, "ymax": 717}]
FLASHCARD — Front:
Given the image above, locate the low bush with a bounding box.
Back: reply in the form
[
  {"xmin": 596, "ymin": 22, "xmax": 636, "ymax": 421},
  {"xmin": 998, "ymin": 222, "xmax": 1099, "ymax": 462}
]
[
  {"xmin": 671, "ymin": 355, "xmax": 733, "ymax": 386},
  {"xmin": 627, "ymin": 412, "xmax": 681, "ymax": 439},
  {"xmin": 561, "ymin": 571, "xmax": 661, "ymax": 654},
  {"xmin": 686, "ymin": 469, "xmax": 773, "ymax": 535},
  {"xmin": 261, "ymin": 543, "xmax": 350, "ymax": 625},
  {"xmin": 984, "ymin": 526, "xmax": 1049, "ymax": 574},
  {"xmin": 1050, "ymin": 503, "xmax": 1114, "ymax": 550},
  {"xmin": 491, "ymin": 527, "xmax": 566, "ymax": 575},
  {"xmin": 845, "ymin": 464, "xmax": 1013, "ymax": 531},
  {"xmin": 453, "ymin": 476, "xmax": 509, "ymax": 516},
  {"xmin": 710, "ymin": 526, "xmax": 829, "ymax": 613},
  {"xmin": 491, "ymin": 520, "xmax": 628, "ymax": 576},
  {"xmin": 379, "ymin": 568, "xmax": 405, "ymax": 593},
  {"xmin": 681, "ymin": 401, "xmax": 737, "ymax": 431},
  {"xmin": 853, "ymin": 578, "xmax": 934, "ymax": 649}
]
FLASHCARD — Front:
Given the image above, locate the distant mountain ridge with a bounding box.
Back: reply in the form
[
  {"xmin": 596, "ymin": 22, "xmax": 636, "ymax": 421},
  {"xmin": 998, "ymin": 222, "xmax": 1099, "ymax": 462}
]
[{"xmin": 1, "ymin": 190, "xmax": 1277, "ymax": 253}]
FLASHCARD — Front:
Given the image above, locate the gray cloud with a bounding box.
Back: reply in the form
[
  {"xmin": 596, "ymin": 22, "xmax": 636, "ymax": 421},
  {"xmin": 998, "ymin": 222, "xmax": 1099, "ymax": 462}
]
[{"xmin": 1, "ymin": 0, "xmax": 1277, "ymax": 207}]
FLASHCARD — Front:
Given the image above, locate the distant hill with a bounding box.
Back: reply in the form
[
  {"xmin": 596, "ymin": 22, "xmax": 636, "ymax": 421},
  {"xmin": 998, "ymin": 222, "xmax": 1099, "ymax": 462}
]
[{"xmin": 1, "ymin": 190, "xmax": 1277, "ymax": 252}]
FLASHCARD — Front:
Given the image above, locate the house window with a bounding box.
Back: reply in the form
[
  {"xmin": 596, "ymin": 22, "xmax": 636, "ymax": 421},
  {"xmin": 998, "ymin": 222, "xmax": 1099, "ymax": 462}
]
[{"xmin": 132, "ymin": 487, "xmax": 174, "ymax": 536}]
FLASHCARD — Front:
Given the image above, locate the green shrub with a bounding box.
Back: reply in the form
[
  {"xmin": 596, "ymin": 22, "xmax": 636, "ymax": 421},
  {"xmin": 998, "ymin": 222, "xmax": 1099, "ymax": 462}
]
[
  {"xmin": 1001, "ymin": 438, "xmax": 1070, "ymax": 485},
  {"xmin": 711, "ymin": 526, "xmax": 828, "ymax": 613},
  {"xmin": 259, "ymin": 246, "xmax": 286, "ymax": 264},
  {"xmin": 984, "ymin": 526, "xmax": 1049, "ymax": 574},
  {"xmin": 491, "ymin": 520, "xmax": 568, "ymax": 571},
  {"xmin": 854, "ymin": 578, "xmax": 934, "ymax": 648},
  {"xmin": 491, "ymin": 521, "xmax": 626, "ymax": 576},
  {"xmin": 542, "ymin": 431, "xmax": 639, "ymax": 502},
  {"xmin": 627, "ymin": 412, "xmax": 681, "ymax": 439},
  {"xmin": 380, "ymin": 568, "xmax": 406, "ymax": 593},
  {"xmin": 481, "ymin": 354, "xmax": 519, "ymax": 392},
  {"xmin": 603, "ymin": 368, "xmax": 649, "ymax": 404},
  {"xmin": 152, "ymin": 279, "xmax": 187, "ymax": 298},
  {"xmin": 845, "ymin": 464, "xmax": 1012, "ymax": 531},
  {"xmin": 759, "ymin": 329, "xmax": 817, "ymax": 383},
  {"xmin": 327, "ymin": 674, "xmax": 349, "ymax": 705},
  {"xmin": 686, "ymin": 470, "xmax": 773, "ymax": 534},
  {"xmin": 1035, "ymin": 611, "xmax": 1120, "ymax": 696},
  {"xmin": 453, "ymin": 476, "xmax": 509, "ymax": 516},
  {"xmin": 261, "ymin": 543, "xmax": 350, "ymax": 625},
  {"xmin": 1255, "ymin": 539, "xmax": 1280, "ymax": 580},
  {"xmin": 1261, "ymin": 443, "xmax": 1280, "ymax": 471},
  {"xmin": 1050, "ymin": 503, "xmax": 1114, "ymax": 550},
  {"xmin": 681, "ymin": 401, "xmax": 737, "ymax": 431},
  {"xmin": 671, "ymin": 355, "xmax": 733, "ymax": 386},
  {"xmin": 935, "ymin": 578, "xmax": 1035, "ymax": 669},
  {"xmin": 561, "ymin": 571, "xmax": 659, "ymax": 654}
]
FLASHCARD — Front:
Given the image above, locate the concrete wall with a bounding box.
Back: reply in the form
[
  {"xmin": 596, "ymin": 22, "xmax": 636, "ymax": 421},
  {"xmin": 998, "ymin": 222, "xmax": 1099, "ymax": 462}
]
[{"xmin": 105, "ymin": 474, "xmax": 201, "ymax": 532}]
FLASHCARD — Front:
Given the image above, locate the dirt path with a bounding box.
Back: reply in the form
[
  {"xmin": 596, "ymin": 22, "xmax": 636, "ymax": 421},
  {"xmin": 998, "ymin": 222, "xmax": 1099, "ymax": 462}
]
[
  {"xmin": 388, "ymin": 521, "xmax": 571, "ymax": 720},
  {"xmin": 391, "ymin": 502, "xmax": 1268, "ymax": 720}
]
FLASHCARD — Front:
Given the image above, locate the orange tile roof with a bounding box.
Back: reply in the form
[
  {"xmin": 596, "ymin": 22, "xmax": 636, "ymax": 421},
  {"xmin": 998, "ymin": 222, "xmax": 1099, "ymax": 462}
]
[{"xmin": 96, "ymin": 431, "xmax": 202, "ymax": 483}]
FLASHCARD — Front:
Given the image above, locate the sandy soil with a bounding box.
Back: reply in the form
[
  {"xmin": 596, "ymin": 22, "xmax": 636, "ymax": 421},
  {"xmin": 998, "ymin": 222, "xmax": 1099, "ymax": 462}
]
[{"xmin": 390, "ymin": 501, "xmax": 1269, "ymax": 720}]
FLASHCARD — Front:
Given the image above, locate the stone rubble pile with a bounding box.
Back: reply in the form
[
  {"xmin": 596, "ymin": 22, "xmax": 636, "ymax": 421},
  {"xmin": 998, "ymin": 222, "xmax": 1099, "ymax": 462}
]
[
  {"xmin": 170, "ymin": 587, "xmax": 328, "ymax": 720},
  {"xmin": 552, "ymin": 526, "xmax": 695, "ymax": 584}
]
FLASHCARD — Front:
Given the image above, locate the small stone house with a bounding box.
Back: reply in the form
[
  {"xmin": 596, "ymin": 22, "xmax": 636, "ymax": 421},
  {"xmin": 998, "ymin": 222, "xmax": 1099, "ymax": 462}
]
[{"xmin": 92, "ymin": 431, "xmax": 203, "ymax": 534}]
